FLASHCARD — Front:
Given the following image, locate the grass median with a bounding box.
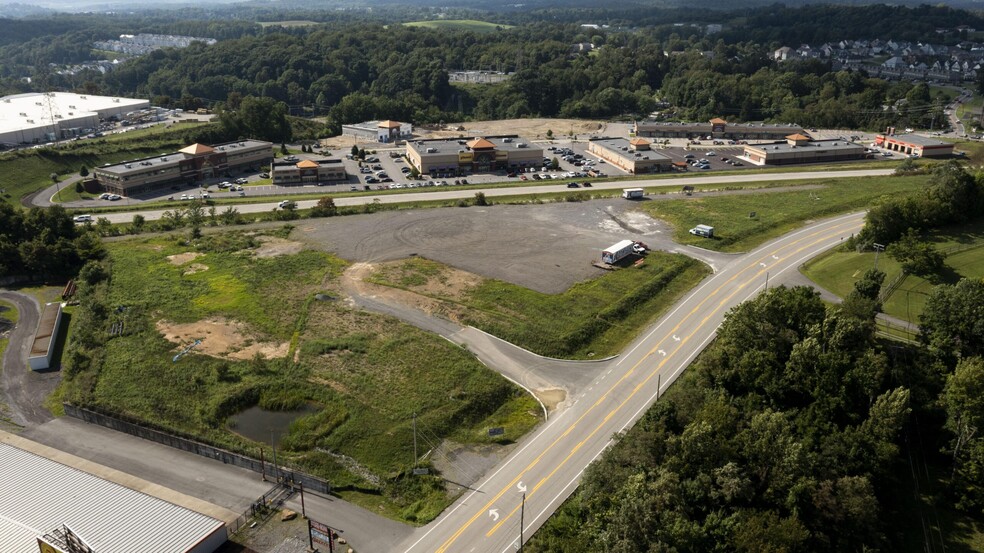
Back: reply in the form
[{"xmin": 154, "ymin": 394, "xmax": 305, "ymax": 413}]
[{"xmin": 638, "ymin": 174, "xmax": 931, "ymax": 253}]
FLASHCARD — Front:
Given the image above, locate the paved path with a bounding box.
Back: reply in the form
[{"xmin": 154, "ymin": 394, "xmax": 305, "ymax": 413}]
[
  {"xmin": 75, "ymin": 168, "xmax": 894, "ymax": 224},
  {"xmin": 0, "ymin": 290, "xmax": 58, "ymax": 426}
]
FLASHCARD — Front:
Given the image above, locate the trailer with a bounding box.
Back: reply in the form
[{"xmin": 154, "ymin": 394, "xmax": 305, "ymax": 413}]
[
  {"xmin": 622, "ymin": 188, "xmax": 645, "ymax": 200},
  {"xmin": 602, "ymin": 239, "xmax": 637, "ymax": 264}
]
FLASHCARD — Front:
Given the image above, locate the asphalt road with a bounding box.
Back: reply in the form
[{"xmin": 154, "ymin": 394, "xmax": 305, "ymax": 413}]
[
  {"xmin": 397, "ymin": 211, "xmax": 866, "ymax": 553},
  {"xmin": 0, "ymin": 290, "xmax": 58, "ymax": 426},
  {"xmin": 86, "ymin": 168, "xmax": 892, "ymax": 224}
]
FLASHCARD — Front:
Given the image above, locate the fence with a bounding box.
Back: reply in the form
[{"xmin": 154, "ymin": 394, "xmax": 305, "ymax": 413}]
[
  {"xmin": 63, "ymin": 403, "xmax": 331, "ymax": 495},
  {"xmin": 228, "ymin": 483, "xmax": 294, "ymax": 534}
]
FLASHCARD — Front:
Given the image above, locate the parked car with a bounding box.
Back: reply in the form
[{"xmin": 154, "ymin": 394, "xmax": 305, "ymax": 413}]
[
  {"xmin": 259, "ymin": 172, "xmax": 270, "ymax": 178},
  {"xmin": 73, "ymin": 214, "xmax": 93, "ymax": 223}
]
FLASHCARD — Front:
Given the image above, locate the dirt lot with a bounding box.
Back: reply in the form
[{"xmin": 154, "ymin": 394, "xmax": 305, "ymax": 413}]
[
  {"xmin": 318, "ymin": 117, "xmax": 609, "ymax": 149},
  {"xmin": 156, "ymin": 318, "xmax": 290, "ymax": 360},
  {"xmin": 295, "ymin": 200, "xmax": 670, "ymax": 294}
]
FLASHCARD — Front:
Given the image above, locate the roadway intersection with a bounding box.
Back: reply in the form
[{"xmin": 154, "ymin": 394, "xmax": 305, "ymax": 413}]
[{"xmin": 397, "ymin": 211, "xmax": 865, "ymax": 553}]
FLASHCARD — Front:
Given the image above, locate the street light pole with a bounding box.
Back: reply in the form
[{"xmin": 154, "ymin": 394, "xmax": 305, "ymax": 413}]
[{"xmin": 519, "ymin": 492, "xmax": 526, "ymax": 553}]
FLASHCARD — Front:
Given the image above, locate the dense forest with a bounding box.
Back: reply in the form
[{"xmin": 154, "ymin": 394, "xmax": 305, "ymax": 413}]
[{"xmin": 0, "ymin": 3, "xmax": 976, "ymax": 135}]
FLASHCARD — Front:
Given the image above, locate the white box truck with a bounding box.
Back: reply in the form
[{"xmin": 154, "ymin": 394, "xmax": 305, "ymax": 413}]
[
  {"xmin": 602, "ymin": 240, "xmax": 637, "ymax": 264},
  {"xmin": 622, "ymin": 188, "xmax": 645, "ymax": 200},
  {"xmin": 689, "ymin": 224, "xmax": 714, "ymax": 238}
]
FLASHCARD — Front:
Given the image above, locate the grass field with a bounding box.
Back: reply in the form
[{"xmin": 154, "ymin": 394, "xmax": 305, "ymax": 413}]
[
  {"xmin": 60, "ymin": 230, "xmax": 540, "ymax": 522},
  {"xmin": 368, "ymin": 254, "xmax": 711, "ymax": 359},
  {"xmin": 404, "ymin": 19, "xmax": 513, "ymax": 32},
  {"xmin": 802, "ymin": 219, "xmax": 984, "ymax": 324},
  {"xmin": 0, "ymin": 123, "xmax": 211, "ymax": 207},
  {"xmin": 639, "ymin": 174, "xmax": 931, "ymax": 253}
]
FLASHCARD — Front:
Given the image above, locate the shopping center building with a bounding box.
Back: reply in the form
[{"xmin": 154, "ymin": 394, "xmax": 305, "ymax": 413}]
[
  {"xmin": 634, "ymin": 118, "xmax": 805, "ymax": 141},
  {"xmin": 406, "ymin": 136, "xmax": 543, "ymax": 175},
  {"xmin": 94, "ymin": 140, "xmax": 272, "ymax": 196},
  {"xmin": 587, "ymin": 137, "xmax": 673, "ymax": 174}
]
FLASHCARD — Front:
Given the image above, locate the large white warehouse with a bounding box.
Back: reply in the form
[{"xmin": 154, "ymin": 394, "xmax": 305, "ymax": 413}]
[
  {"xmin": 0, "ymin": 443, "xmax": 227, "ymax": 553},
  {"xmin": 0, "ymin": 92, "xmax": 149, "ymax": 145}
]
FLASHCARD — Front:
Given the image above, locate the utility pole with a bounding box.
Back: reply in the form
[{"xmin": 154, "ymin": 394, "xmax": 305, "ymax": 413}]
[
  {"xmin": 271, "ymin": 430, "xmax": 281, "ymax": 483},
  {"xmin": 873, "ymin": 243, "xmax": 885, "ymax": 269},
  {"xmin": 413, "ymin": 412, "xmax": 417, "ymax": 468},
  {"xmin": 765, "ymin": 271, "xmax": 769, "ymax": 290}
]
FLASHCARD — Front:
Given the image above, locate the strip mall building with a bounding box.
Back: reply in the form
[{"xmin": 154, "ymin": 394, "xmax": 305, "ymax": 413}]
[
  {"xmin": 874, "ymin": 132, "xmax": 954, "ymax": 157},
  {"xmin": 94, "ymin": 140, "xmax": 272, "ymax": 196},
  {"xmin": 634, "ymin": 118, "xmax": 804, "ymax": 141},
  {"xmin": 406, "ymin": 136, "xmax": 543, "ymax": 175}
]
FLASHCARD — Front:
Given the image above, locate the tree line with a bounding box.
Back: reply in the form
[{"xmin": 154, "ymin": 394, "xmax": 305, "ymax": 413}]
[{"xmin": 0, "ymin": 203, "xmax": 105, "ymax": 280}]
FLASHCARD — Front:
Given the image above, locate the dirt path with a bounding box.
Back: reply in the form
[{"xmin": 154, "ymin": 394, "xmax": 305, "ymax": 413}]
[{"xmin": 0, "ymin": 291, "xmax": 59, "ymax": 427}]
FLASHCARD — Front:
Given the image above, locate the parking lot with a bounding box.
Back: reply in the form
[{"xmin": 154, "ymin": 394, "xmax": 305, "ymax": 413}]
[
  {"xmin": 295, "ymin": 198, "xmax": 678, "ymax": 294},
  {"xmin": 81, "ymin": 132, "xmax": 889, "ymax": 207}
]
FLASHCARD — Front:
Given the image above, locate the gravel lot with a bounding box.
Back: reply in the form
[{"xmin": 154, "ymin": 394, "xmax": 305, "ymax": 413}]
[{"xmin": 294, "ymin": 200, "xmax": 672, "ymax": 294}]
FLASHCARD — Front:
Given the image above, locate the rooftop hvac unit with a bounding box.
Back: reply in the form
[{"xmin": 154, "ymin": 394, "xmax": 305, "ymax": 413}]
[
  {"xmin": 36, "ymin": 102, "xmax": 42, "ymax": 106},
  {"xmin": 113, "ymin": 98, "xmax": 120, "ymax": 102},
  {"xmin": 19, "ymin": 112, "xmax": 26, "ymax": 116},
  {"xmin": 239, "ymin": 142, "xmax": 245, "ymax": 146},
  {"xmin": 80, "ymin": 96, "xmax": 87, "ymax": 99},
  {"xmin": 69, "ymin": 105, "xmax": 76, "ymax": 109},
  {"xmin": 124, "ymin": 164, "xmax": 132, "ymax": 168},
  {"xmin": 517, "ymin": 143, "xmax": 527, "ymax": 148}
]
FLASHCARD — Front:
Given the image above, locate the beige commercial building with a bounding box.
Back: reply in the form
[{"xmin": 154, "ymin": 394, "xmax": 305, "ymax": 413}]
[
  {"xmin": 271, "ymin": 159, "xmax": 347, "ymax": 185},
  {"xmin": 875, "ymin": 133, "xmax": 954, "ymax": 157},
  {"xmin": 341, "ymin": 119, "xmax": 413, "ymax": 143},
  {"xmin": 94, "ymin": 140, "xmax": 272, "ymax": 196},
  {"xmin": 634, "ymin": 118, "xmax": 804, "ymax": 141},
  {"xmin": 0, "ymin": 92, "xmax": 149, "ymax": 145},
  {"xmin": 588, "ymin": 137, "xmax": 673, "ymax": 174},
  {"xmin": 406, "ymin": 135, "xmax": 543, "ymax": 175},
  {"xmin": 743, "ymin": 134, "xmax": 865, "ymax": 166}
]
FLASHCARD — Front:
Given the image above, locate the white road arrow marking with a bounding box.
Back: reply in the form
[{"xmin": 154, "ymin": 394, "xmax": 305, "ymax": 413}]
[
  {"xmin": 517, "ymin": 482, "xmax": 527, "ymax": 493},
  {"xmin": 772, "ymin": 255, "xmax": 779, "ymax": 260},
  {"xmin": 489, "ymin": 509, "xmax": 500, "ymax": 521},
  {"xmin": 759, "ymin": 262, "xmax": 767, "ymax": 267},
  {"xmin": 672, "ymin": 335, "xmax": 681, "ymax": 342},
  {"xmin": 657, "ymin": 349, "xmax": 666, "ymax": 356}
]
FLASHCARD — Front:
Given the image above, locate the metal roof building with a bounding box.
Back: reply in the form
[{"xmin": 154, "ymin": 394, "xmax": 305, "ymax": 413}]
[
  {"xmin": 0, "ymin": 443, "xmax": 227, "ymax": 553},
  {"xmin": 0, "ymin": 92, "xmax": 149, "ymax": 145}
]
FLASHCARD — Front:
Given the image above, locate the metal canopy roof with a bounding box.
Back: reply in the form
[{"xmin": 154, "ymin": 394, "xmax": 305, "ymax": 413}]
[{"xmin": 0, "ymin": 443, "xmax": 224, "ymax": 553}]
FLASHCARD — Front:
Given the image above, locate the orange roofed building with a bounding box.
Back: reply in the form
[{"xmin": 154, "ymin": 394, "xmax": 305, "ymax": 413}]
[
  {"xmin": 271, "ymin": 158, "xmax": 347, "ymax": 185},
  {"xmin": 406, "ymin": 135, "xmax": 543, "ymax": 175},
  {"xmin": 94, "ymin": 139, "xmax": 273, "ymax": 196}
]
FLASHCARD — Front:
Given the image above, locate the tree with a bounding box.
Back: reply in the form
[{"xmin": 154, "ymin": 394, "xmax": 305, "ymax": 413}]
[
  {"xmin": 131, "ymin": 214, "xmax": 145, "ymax": 233},
  {"xmin": 919, "ymin": 278, "xmax": 984, "ymax": 361},
  {"xmin": 474, "ymin": 191, "xmax": 488, "ymax": 206},
  {"xmin": 887, "ymin": 229, "xmax": 944, "ymax": 279},
  {"xmin": 849, "ymin": 268, "xmax": 885, "ymax": 302},
  {"xmin": 74, "ymin": 182, "xmax": 84, "ymax": 193},
  {"xmin": 546, "ymin": 129, "xmax": 553, "ymax": 139},
  {"xmin": 310, "ymin": 196, "xmax": 338, "ymax": 217},
  {"xmin": 79, "ymin": 165, "xmax": 88, "ymax": 177},
  {"xmin": 943, "ymin": 357, "xmax": 984, "ymax": 469},
  {"xmin": 550, "ymin": 157, "xmax": 560, "ymax": 170},
  {"xmin": 280, "ymin": 143, "xmax": 289, "ymax": 155},
  {"xmin": 351, "ymin": 145, "xmax": 360, "ymax": 158}
]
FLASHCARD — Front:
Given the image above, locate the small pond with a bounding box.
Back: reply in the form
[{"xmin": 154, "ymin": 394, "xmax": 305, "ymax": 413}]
[{"xmin": 228, "ymin": 403, "xmax": 319, "ymax": 447}]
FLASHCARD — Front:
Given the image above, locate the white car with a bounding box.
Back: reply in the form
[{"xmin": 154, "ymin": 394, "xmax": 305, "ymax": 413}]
[
  {"xmin": 278, "ymin": 200, "xmax": 295, "ymax": 208},
  {"xmin": 107, "ymin": 194, "xmax": 121, "ymax": 201},
  {"xmin": 73, "ymin": 214, "xmax": 93, "ymax": 223},
  {"xmin": 180, "ymin": 193, "xmax": 191, "ymax": 200}
]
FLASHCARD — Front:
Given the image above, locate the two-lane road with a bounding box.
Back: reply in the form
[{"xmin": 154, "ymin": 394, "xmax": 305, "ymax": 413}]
[
  {"xmin": 84, "ymin": 169, "xmax": 891, "ymax": 224},
  {"xmin": 399, "ymin": 211, "xmax": 865, "ymax": 553}
]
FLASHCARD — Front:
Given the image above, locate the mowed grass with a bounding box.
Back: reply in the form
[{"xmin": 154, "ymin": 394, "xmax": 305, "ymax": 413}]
[
  {"xmin": 370, "ymin": 254, "xmax": 711, "ymax": 359},
  {"xmin": 0, "ymin": 123, "xmax": 213, "ymax": 207},
  {"xmin": 61, "ymin": 231, "xmax": 539, "ymax": 523},
  {"xmin": 803, "ymin": 219, "xmax": 984, "ymax": 324},
  {"xmin": 640, "ymin": 174, "xmax": 931, "ymax": 252},
  {"xmin": 404, "ymin": 19, "xmax": 513, "ymax": 32}
]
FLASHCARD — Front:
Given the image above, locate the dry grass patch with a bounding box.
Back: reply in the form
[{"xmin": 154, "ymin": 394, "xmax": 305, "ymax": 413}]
[
  {"xmin": 166, "ymin": 251, "xmax": 203, "ymax": 265},
  {"xmin": 156, "ymin": 317, "xmax": 289, "ymax": 360},
  {"xmin": 254, "ymin": 236, "xmax": 305, "ymax": 258}
]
